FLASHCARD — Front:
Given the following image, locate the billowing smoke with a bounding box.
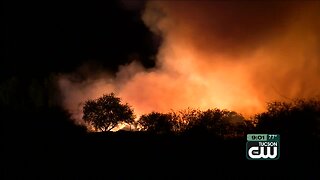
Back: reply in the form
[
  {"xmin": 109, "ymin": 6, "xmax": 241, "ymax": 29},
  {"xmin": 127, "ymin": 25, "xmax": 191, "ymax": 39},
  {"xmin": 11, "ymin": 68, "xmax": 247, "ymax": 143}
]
[{"xmin": 58, "ymin": 1, "xmax": 320, "ymax": 124}]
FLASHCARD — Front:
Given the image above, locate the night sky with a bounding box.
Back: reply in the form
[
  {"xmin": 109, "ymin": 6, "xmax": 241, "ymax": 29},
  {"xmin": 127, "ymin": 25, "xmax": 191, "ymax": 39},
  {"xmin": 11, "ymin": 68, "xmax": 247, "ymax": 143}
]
[
  {"xmin": 3, "ymin": 0, "xmax": 320, "ymax": 120},
  {"xmin": 3, "ymin": 0, "xmax": 158, "ymax": 77},
  {"xmin": 2, "ymin": 0, "xmax": 162, "ymax": 138}
]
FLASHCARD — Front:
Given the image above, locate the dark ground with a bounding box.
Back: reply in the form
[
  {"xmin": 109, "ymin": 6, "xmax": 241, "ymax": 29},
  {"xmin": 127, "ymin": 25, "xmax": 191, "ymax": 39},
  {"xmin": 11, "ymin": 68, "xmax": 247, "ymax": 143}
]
[{"xmin": 3, "ymin": 123, "xmax": 319, "ymax": 179}]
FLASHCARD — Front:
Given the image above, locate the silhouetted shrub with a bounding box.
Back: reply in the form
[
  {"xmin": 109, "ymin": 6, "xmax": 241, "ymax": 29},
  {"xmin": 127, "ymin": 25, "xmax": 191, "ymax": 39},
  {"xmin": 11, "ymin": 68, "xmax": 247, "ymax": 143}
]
[
  {"xmin": 185, "ymin": 109, "xmax": 247, "ymax": 137},
  {"xmin": 83, "ymin": 93, "xmax": 135, "ymax": 131},
  {"xmin": 137, "ymin": 108, "xmax": 249, "ymax": 137},
  {"xmin": 254, "ymin": 99, "xmax": 320, "ymax": 139},
  {"xmin": 138, "ymin": 112, "xmax": 174, "ymax": 134},
  {"xmin": 169, "ymin": 108, "xmax": 201, "ymax": 133}
]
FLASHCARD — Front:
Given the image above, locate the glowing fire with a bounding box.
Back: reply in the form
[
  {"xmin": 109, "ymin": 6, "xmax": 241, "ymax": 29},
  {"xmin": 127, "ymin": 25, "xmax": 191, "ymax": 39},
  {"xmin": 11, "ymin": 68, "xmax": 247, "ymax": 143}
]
[{"xmin": 58, "ymin": 1, "xmax": 320, "ymax": 127}]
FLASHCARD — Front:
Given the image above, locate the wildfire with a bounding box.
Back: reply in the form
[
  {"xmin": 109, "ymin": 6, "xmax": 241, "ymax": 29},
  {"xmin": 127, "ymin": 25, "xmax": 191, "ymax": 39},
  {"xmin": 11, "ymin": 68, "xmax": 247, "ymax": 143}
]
[{"xmin": 58, "ymin": 1, "xmax": 320, "ymax": 126}]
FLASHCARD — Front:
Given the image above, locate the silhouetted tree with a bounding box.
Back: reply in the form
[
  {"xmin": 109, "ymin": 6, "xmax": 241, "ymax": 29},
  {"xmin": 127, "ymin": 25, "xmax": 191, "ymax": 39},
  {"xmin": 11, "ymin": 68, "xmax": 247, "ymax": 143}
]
[
  {"xmin": 253, "ymin": 99, "xmax": 320, "ymax": 161},
  {"xmin": 221, "ymin": 111, "xmax": 249, "ymax": 137},
  {"xmin": 254, "ymin": 99, "xmax": 320, "ymax": 138},
  {"xmin": 82, "ymin": 93, "xmax": 135, "ymax": 131},
  {"xmin": 242, "ymin": 119, "xmax": 255, "ymax": 134},
  {"xmin": 169, "ymin": 108, "xmax": 201, "ymax": 133},
  {"xmin": 185, "ymin": 109, "xmax": 247, "ymax": 137},
  {"xmin": 138, "ymin": 112, "xmax": 174, "ymax": 134}
]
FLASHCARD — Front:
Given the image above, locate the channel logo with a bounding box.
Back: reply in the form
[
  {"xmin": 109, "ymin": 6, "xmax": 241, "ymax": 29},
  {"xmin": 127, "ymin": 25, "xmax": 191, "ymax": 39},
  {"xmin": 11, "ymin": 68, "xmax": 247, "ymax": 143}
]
[{"xmin": 246, "ymin": 134, "xmax": 280, "ymax": 160}]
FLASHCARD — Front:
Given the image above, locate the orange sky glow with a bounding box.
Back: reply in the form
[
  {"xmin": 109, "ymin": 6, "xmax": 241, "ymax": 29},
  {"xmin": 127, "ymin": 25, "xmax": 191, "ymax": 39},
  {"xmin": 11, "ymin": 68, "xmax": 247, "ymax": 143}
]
[{"xmin": 58, "ymin": 1, "xmax": 320, "ymax": 126}]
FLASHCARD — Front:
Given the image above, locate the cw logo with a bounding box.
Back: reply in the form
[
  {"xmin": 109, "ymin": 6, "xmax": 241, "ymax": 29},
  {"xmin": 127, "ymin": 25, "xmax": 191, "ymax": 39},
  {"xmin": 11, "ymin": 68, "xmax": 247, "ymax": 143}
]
[{"xmin": 248, "ymin": 146, "xmax": 278, "ymax": 159}]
